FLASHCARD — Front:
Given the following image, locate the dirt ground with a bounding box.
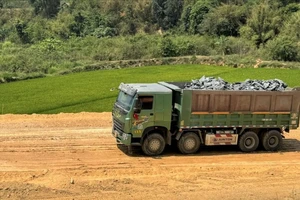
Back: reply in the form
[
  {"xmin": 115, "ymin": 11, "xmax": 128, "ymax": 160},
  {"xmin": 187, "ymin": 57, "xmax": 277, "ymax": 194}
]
[{"xmin": 0, "ymin": 113, "xmax": 300, "ymax": 200}]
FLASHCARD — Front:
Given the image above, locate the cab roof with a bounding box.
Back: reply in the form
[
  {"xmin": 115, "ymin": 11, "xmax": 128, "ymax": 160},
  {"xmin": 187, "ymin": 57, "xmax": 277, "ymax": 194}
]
[{"xmin": 124, "ymin": 83, "xmax": 172, "ymax": 94}]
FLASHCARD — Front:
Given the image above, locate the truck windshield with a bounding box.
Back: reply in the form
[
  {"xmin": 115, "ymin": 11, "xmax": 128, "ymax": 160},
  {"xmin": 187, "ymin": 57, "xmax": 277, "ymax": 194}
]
[{"xmin": 117, "ymin": 91, "xmax": 134, "ymax": 111}]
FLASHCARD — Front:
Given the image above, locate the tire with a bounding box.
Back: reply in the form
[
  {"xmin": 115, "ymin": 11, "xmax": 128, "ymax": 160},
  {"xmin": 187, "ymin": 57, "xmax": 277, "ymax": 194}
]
[
  {"xmin": 142, "ymin": 133, "xmax": 165, "ymax": 156},
  {"xmin": 258, "ymin": 130, "xmax": 267, "ymax": 150},
  {"xmin": 262, "ymin": 130, "xmax": 282, "ymax": 151},
  {"xmin": 177, "ymin": 132, "xmax": 200, "ymax": 154},
  {"xmin": 238, "ymin": 131, "xmax": 259, "ymax": 152}
]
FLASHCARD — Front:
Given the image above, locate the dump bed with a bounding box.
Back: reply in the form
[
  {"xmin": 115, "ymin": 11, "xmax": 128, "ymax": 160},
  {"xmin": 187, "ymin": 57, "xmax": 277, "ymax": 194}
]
[
  {"xmin": 160, "ymin": 82, "xmax": 300, "ymax": 130},
  {"xmin": 190, "ymin": 90, "xmax": 300, "ymax": 113}
]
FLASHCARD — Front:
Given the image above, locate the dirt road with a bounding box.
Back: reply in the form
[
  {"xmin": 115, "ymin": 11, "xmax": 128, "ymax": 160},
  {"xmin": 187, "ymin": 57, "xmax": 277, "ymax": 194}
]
[{"xmin": 0, "ymin": 113, "xmax": 300, "ymax": 200}]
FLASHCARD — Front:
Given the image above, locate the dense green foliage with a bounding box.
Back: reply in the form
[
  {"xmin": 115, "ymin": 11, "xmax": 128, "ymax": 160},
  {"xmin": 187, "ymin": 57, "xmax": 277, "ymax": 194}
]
[
  {"xmin": 29, "ymin": 0, "xmax": 61, "ymax": 18},
  {"xmin": 0, "ymin": 64, "xmax": 299, "ymax": 114},
  {"xmin": 0, "ymin": 0, "xmax": 300, "ymax": 82}
]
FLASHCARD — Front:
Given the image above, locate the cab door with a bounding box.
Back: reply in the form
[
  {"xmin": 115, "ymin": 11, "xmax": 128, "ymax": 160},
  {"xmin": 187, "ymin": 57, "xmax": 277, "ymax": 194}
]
[{"xmin": 131, "ymin": 96, "xmax": 154, "ymax": 137}]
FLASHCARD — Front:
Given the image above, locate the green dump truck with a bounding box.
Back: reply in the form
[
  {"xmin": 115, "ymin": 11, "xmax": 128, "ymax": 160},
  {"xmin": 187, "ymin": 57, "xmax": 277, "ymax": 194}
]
[{"xmin": 112, "ymin": 82, "xmax": 300, "ymax": 156}]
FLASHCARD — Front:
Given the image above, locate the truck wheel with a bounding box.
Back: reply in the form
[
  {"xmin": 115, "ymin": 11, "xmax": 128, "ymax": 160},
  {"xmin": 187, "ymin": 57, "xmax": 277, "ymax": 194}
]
[
  {"xmin": 262, "ymin": 130, "xmax": 282, "ymax": 151},
  {"xmin": 238, "ymin": 131, "xmax": 259, "ymax": 152},
  {"xmin": 142, "ymin": 133, "xmax": 165, "ymax": 156},
  {"xmin": 258, "ymin": 130, "xmax": 266, "ymax": 150},
  {"xmin": 177, "ymin": 132, "xmax": 200, "ymax": 154}
]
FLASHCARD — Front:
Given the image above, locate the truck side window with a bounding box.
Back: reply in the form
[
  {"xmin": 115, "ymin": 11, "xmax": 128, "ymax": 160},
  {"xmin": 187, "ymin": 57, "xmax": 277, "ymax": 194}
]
[{"xmin": 139, "ymin": 96, "xmax": 153, "ymax": 110}]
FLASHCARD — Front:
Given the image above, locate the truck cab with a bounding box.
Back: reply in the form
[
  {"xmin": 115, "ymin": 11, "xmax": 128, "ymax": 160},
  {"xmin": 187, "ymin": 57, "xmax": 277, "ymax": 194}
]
[{"xmin": 112, "ymin": 83, "xmax": 173, "ymax": 155}]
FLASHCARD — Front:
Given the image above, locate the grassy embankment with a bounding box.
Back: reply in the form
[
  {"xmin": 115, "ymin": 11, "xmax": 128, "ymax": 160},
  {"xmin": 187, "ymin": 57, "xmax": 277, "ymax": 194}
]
[{"xmin": 0, "ymin": 64, "xmax": 299, "ymax": 114}]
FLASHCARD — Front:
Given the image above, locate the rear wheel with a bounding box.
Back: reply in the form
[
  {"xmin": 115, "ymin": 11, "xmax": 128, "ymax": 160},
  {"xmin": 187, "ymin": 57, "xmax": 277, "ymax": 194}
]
[
  {"xmin": 258, "ymin": 130, "xmax": 266, "ymax": 150},
  {"xmin": 142, "ymin": 133, "xmax": 165, "ymax": 156},
  {"xmin": 262, "ymin": 130, "xmax": 282, "ymax": 151},
  {"xmin": 177, "ymin": 132, "xmax": 200, "ymax": 154},
  {"xmin": 238, "ymin": 131, "xmax": 259, "ymax": 152}
]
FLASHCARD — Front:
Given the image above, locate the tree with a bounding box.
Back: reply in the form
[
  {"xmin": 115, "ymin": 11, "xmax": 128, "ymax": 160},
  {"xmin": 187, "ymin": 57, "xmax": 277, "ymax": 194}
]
[
  {"xmin": 69, "ymin": 12, "xmax": 85, "ymax": 37},
  {"xmin": 183, "ymin": 0, "xmax": 218, "ymax": 34},
  {"xmin": 152, "ymin": 0, "xmax": 183, "ymax": 30},
  {"xmin": 200, "ymin": 4, "xmax": 247, "ymax": 37},
  {"xmin": 280, "ymin": 11, "xmax": 300, "ymax": 40},
  {"xmin": 277, "ymin": 0, "xmax": 300, "ymax": 6},
  {"xmin": 15, "ymin": 20, "xmax": 31, "ymax": 44},
  {"xmin": 181, "ymin": 5, "xmax": 192, "ymax": 32},
  {"xmin": 29, "ymin": 0, "xmax": 60, "ymax": 18},
  {"xmin": 240, "ymin": 1, "xmax": 280, "ymax": 48}
]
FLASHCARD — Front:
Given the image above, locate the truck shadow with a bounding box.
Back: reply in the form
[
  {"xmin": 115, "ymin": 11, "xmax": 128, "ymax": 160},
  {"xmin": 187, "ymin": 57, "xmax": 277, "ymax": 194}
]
[{"xmin": 117, "ymin": 138, "xmax": 300, "ymax": 157}]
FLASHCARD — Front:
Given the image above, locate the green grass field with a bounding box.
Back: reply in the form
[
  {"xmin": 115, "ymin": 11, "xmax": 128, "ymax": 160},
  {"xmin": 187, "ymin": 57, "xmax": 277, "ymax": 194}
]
[{"xmin": 0, "ymin": 64, "xmax": 299, "ymax": 114}]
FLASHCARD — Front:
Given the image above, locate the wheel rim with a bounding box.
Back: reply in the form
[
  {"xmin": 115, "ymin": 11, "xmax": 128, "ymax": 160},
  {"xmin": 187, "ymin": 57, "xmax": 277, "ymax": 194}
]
[
  {"xmin": 149, "ymin": 139, "xmax": 161, "ymax": 152},
  {"xmin": 244, "ymin": 137, "xmax": 255, "ymax": 149},
  {"xmin": 184, "ymin": 138, "xmax": 196, "ymax": 150},
  {"xmin": 268, "ymin": 136, "xmax": 279, "ymax": 147}
]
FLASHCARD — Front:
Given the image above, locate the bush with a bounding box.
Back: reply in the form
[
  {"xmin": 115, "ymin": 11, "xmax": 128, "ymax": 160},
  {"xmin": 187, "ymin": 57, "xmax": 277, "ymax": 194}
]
[
  {"xmin": 265, "ymin": 36, "xmax": 299, "ymax": 62},
  {"xmin": 121, "ymin": 34, "xmax": 161, "ymax": 59},
  {"xmin": 159, "ymin": 35, "xmax": 215, "ymax": 57},
  {"xmin": 225, "ymin": 37, "xmax": 256, "ymax": 55},
  {"xmin": 173, "ymin": 36, "xmax": 196, "ymax": 56},
  {"xmin": 190, "ymin": 35, "xmax": 214, "ymax": 56},
  {"xmin": 160, "ymin": 37, "xmax": 179, "ymax": 57},
  {"xmin": 0, "ymin": 27, "xmax": 9, "ymax": 41}
]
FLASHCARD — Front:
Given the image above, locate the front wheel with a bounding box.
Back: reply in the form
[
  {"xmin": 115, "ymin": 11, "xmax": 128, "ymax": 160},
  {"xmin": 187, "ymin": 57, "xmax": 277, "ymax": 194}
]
[
  {"xmin": 262, "ymin": 130, "xmax": 282, "ymax": 151},
  {"xmin": 142, "ymin": 133, "xmax": 165, "ymax": 156},
  {"xmin": 177, "ymin": 132, "xmax": 200, "ymax": 154},
  {"xmin": 238, "ymin": 131, "xmax": 259, "ymax": 152}
]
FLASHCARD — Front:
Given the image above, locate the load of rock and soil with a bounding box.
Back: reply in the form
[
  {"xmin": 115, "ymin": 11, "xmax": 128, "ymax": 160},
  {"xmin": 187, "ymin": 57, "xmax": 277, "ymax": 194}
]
[{"xmin": 184, "ymin": 76, "xmax": 288, "ymax": 91}]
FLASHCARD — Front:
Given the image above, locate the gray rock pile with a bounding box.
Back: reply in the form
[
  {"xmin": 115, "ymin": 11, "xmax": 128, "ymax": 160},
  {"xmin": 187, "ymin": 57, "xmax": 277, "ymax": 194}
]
[{"xmin": 184, "ymin": 76, "xmax": 287, "ymax": 91}]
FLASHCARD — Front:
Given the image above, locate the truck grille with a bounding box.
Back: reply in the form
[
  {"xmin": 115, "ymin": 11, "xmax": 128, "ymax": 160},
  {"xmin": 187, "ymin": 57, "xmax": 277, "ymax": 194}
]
[{"xmin": 113, "ymin": 118, "xmax": 124, "ymax": 133}]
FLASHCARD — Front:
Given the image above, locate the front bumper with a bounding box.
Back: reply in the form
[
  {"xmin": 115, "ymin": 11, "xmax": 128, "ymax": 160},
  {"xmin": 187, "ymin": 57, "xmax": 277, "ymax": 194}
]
[{"xmin": 112, "ymin": 129, "xmax": 132, "ymax": 146}]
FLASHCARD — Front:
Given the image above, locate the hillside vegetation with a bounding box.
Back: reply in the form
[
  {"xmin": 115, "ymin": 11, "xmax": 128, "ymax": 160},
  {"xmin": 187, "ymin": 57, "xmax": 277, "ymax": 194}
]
[
  {"xmin": 0, "ymin": 0, "xmax": 300, "ymax": 82},
  {"xmin": 0, "ymin": 64, "xmax": 299, "ymax": 114}
]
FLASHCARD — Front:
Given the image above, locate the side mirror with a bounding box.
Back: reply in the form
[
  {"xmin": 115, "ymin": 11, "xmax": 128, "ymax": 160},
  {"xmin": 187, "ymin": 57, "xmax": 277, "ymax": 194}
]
[{"xmin": 134, "ymin": 107, "xmax": 141, "ymax": 113}]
